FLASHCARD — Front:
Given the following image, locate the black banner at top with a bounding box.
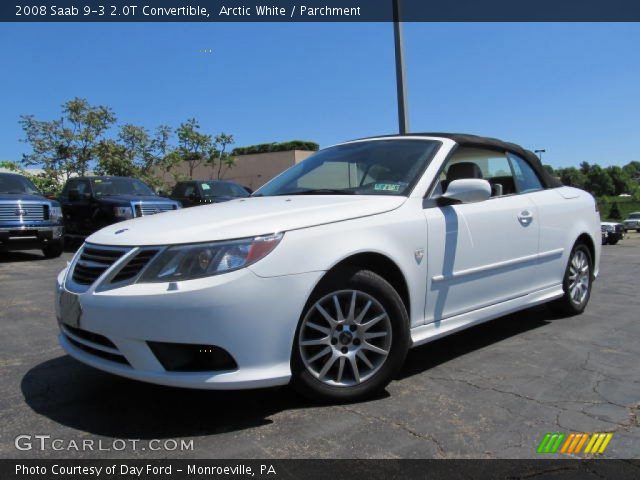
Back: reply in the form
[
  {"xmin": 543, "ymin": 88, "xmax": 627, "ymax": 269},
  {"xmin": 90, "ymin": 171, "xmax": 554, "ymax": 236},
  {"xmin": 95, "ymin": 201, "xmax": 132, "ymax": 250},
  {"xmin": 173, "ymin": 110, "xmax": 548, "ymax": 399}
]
[{"xmin": 3, "ymin": 0, "xmax": 640, "ymax": 22}]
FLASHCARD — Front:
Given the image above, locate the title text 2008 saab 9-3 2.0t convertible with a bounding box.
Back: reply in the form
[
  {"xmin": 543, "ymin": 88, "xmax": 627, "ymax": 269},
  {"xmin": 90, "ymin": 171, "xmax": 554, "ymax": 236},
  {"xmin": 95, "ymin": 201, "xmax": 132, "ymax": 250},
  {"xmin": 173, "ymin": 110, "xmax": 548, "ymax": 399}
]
[{"xmin": 55, "ymin": 133, "xmax": 600, "ymax": 401}]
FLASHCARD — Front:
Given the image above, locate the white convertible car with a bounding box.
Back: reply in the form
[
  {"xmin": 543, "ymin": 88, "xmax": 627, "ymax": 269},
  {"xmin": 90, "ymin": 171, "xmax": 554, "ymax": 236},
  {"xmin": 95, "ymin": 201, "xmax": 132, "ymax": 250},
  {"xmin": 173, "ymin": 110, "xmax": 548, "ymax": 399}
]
[{"xmin": 56, "ymin": 133, "xmax": 600, "ymax": 401}]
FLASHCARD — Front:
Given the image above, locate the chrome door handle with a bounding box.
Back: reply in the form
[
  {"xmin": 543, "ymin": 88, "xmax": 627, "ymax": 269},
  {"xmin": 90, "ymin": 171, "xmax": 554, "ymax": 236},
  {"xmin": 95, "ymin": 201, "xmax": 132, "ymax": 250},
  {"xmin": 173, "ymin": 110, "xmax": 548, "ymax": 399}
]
[{"xmin": 518, "ymin": 210, "xmax": 533, "ymax": 225}]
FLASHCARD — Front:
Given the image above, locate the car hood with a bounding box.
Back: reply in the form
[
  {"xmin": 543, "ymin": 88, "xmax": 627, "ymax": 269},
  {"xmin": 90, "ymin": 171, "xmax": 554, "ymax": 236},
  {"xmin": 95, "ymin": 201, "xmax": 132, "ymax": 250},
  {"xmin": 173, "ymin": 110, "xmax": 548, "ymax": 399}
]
[
  {"xmin": 95, "ymin": 194, "xmax": 175, "ymax": 204},
  {"xmin": 88, "ymin": 195, "xmax": 406, "ymax": 246},
  {"xmin": 0, "ymin": 193, "xmax": 48, "ymax": 202}
]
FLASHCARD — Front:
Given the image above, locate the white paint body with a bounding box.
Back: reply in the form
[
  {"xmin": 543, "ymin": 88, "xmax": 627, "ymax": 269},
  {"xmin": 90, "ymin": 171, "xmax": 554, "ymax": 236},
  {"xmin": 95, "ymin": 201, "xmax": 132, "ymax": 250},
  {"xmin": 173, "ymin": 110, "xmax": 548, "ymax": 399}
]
[{"xmin": 55, "ymin": 136, "xmax": 601, "ymax": 389}]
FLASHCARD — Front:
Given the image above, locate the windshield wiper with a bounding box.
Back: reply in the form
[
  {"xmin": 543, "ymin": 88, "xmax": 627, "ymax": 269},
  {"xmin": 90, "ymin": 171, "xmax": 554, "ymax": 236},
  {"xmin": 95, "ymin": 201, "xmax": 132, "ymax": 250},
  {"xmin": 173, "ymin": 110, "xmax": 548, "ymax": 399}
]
[
  {"xmin": 0, "ymin": 190, "xmax": 26, "ymax": 194},
  {"xmin": 275, "ymin": 188, "xmax": 356, "ymax": 196}
]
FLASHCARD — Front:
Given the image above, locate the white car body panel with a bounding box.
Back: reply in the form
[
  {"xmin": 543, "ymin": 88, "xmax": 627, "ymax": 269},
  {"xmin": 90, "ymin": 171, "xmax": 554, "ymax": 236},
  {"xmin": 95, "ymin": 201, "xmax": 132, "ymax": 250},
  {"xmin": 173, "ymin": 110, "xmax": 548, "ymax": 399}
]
[
  {"xmin": 87, "ymin": 195, "xmax": 406, "ymax": 246},
  {"xmin": 55, "ymin": 135, "xmax": 601, "ymax": 389}
]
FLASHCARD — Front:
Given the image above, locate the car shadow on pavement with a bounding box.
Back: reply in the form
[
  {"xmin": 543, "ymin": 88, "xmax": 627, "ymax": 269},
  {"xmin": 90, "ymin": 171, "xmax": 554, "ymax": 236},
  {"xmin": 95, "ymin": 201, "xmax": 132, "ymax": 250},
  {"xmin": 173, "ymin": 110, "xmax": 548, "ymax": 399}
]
[
  {"xmin": 0, "ymin": 251, "xmax": 48, "ymax": 262},
  {"xmin": 20, "ymin": 355, "xmax": 315, "ymax": 440},
  {"xmin": 21, "ymin": 305, "xmax": 554, "ymax": 440},
  {"xmin": 399, "ymin": 305, "xmax": 553, "ymax": 380}
]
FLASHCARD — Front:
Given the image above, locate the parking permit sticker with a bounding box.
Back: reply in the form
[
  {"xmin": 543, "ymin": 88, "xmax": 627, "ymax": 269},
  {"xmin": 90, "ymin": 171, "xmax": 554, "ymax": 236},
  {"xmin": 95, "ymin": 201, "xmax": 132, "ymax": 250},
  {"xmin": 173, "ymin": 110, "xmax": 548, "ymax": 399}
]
[
  {"xmin": 374, "ymin": 183, "xmax": 401, "ymax": 192},
  {"xmin": 201, "ymin": 183, "xmax": 211, "ymax": 190}
]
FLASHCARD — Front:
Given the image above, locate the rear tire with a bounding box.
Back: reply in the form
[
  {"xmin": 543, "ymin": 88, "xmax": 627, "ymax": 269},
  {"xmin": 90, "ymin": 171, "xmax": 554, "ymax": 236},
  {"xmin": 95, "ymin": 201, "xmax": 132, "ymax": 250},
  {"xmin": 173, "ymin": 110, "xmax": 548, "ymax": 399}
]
[
  {"xmin": 608, "ymin": 238, "xmax": 618, "ymax": 245},
  {"xmin": 548, "ymin": 242, "xmax": 593, "ymax": 316},
  {"xmin": 42, "ymin": 240, "xmax": 64, "ymax": 259},
  {"xmin": 291, "ymin": 268, "xmax": 409, "ymax": 403}
]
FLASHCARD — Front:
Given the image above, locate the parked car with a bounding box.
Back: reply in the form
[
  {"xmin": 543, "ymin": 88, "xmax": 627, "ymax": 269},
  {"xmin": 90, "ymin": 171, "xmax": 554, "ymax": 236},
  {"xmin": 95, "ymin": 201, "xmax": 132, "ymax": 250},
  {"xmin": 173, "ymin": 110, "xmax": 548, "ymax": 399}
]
[
  {"xmin": 59, "ymin": 176, "xmax": 180, "ymax": 237},
  {"xmin": 55, "ymin": 133, "xmax": 600, "ymax": 402},
  {"xmin": 0, "ymin": 172, "xmax": 64, "ymax": 257},
  {"xmin": 600, "ymin": 222, "xmax": 624, "ymax": 245},
  {"xmin": 623, "ymin": 212, "xmax": 640, "ymax": 232},
  {"xmin": 169, "ymin": 180, "xmax": 249, "ymax": 208}
]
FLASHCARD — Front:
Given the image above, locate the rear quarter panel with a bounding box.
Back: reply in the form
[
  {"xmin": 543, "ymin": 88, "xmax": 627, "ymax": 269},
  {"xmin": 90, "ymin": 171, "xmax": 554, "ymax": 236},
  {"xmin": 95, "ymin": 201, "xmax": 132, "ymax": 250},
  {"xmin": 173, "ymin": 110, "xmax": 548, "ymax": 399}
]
[{"xmin": 531, "ymin": 186, "xmax": 601, "ymax": 286}]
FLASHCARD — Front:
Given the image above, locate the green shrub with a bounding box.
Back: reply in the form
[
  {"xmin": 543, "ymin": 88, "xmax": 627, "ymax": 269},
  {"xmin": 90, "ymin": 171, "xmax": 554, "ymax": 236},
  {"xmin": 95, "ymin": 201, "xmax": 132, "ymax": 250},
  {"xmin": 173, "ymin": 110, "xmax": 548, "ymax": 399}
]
[
  {"xmin": 232, "ymin": 140, "xmax": 319, "ymax": 156},
  {"xmin": 608, "ymin": 202, "xmax": 622, "ymax": 220}
]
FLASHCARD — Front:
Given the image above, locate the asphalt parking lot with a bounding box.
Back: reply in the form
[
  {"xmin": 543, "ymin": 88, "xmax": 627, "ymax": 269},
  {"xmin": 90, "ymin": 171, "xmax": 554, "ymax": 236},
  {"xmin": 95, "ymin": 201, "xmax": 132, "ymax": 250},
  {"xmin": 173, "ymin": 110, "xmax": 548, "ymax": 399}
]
[{"xmin": 1, "ymin": 235, "xmax": 639, "ymax": 459}]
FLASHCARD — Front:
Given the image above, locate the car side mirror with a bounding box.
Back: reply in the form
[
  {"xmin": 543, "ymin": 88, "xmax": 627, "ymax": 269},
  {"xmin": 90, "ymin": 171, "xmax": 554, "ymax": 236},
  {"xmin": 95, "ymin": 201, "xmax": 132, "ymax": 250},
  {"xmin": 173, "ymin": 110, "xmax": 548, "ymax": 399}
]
[{"xmin": 438, "ymin": 179, "xmax": 491, "ymax": 205}]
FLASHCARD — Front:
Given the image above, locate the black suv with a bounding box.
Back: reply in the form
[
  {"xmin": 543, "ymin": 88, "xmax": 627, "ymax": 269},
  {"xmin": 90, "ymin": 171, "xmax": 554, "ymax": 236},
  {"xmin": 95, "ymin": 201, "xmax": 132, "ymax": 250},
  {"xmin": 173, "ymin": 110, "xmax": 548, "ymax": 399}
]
[
  {"xmin": 59, "ymin": 176, "xmax": 180, "ymax": 237},
  {"xmin": 169, "ymin": 180, "xmax": 249, "ymax": 208},
  {"xmin": 0, "ymin": 172, "xmax": 64, "ymax": 258}
]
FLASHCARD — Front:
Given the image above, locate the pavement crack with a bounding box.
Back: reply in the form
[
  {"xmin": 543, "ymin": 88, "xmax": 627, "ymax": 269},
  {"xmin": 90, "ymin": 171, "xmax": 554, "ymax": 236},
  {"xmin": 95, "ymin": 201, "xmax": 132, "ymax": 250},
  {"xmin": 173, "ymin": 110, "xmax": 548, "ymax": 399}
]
[{"xmin": 336, "ymin": 404, "xmax": 446, "ymax": 458}]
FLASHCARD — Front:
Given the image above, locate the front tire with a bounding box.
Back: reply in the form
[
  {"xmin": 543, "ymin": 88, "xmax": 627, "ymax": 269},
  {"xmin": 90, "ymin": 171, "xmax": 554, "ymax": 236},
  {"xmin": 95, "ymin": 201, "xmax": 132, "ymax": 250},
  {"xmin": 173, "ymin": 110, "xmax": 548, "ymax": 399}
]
[
  {"xmin": 42, "ymin": 240, "xmax": 64, "ymax": 258},
  {"xmin": 291, "ymin": 268, "xmax": 409, "ymax": 402},
  {"xmin": 549, "ymin": 242, "xmax": 593, "ymax": 316}
]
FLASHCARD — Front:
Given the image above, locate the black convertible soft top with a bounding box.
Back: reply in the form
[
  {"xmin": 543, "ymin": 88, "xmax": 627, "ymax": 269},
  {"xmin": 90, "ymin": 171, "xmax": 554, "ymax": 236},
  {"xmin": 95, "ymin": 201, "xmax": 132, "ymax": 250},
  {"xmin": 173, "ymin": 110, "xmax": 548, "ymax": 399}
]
[{"xmin": 364, "ymin": 132, "xmax": 562, "ymax": 189}]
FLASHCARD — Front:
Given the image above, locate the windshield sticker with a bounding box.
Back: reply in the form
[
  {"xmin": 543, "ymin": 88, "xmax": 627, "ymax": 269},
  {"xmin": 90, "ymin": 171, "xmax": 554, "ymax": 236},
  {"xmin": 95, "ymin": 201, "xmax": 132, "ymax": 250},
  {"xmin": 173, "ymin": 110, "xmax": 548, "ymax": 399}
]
[
  {"xmin": 94, "ymin": 179, "xmax": 102, "ymax": 183},
  {"xmin": 201, "ymin": 183, "xmax": 211, "ymax": 190},
  {"xmin": 374, "ymin": 183, "xmax": 401, "ymax": 192}
]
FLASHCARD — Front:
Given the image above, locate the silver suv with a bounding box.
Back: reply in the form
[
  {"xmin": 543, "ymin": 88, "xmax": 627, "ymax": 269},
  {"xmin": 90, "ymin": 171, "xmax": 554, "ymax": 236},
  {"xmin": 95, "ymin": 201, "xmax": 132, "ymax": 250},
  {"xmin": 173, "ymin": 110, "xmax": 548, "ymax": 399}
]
[{"xmin": 623, "ymin": 212, "xmax": 640, "ymax": 232}]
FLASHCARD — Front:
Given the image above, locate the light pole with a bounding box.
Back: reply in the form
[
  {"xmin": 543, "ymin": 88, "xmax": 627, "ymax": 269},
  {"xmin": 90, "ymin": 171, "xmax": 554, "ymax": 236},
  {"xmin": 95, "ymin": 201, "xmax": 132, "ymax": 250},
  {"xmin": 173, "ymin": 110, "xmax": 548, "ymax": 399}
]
[
  {"xmin": 393, "ymin": 0, "xmax": 409, "ymax": 134},
  {"xmin": 534, "ymin": 149, "xmax": 546, "ymax": 162}
]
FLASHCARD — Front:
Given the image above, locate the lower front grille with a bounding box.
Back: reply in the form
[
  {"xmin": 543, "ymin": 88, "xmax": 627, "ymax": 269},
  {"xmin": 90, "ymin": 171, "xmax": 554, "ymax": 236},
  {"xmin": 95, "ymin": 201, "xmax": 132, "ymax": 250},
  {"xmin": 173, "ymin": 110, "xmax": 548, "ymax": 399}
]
[
  {"xmin": 64, "ymin": 335, "xmax": 130, "ymax": 366},
  {"xmin": 63, "ymin": 324, "xmax": 117, "ymax": 349}
]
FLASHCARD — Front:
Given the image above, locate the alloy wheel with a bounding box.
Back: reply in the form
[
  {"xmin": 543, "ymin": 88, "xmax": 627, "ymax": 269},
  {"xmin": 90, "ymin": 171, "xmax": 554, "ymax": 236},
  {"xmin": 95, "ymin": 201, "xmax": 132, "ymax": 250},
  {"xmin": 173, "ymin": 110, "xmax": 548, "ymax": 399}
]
[
  {"xmin": 298, "ymin": 290, "xmax": 392, "ymax": 387},
  {"xmin": 568, "ymin": 249, "xmax": 590, "ymax": 305}
]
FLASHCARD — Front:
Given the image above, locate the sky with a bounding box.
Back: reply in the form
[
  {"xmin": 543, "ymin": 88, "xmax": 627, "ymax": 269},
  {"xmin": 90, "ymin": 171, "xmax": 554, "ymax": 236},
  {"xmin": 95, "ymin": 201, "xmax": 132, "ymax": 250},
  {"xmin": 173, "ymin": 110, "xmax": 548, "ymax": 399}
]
[{"xmin": 1, "ymin": 22, "xmax": 639, "ymax": 168}]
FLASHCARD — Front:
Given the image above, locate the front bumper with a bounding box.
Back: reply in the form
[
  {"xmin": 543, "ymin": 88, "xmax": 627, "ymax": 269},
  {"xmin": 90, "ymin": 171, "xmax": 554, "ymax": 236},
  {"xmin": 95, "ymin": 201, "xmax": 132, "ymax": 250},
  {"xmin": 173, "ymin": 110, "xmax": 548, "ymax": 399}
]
[
  {"xmin": 0, "ymin": 224, "xmax": 63, "ymax": 250},
  {"xmin": 56, "ymin": 266, "xmax": 323, "ymax": 389}
]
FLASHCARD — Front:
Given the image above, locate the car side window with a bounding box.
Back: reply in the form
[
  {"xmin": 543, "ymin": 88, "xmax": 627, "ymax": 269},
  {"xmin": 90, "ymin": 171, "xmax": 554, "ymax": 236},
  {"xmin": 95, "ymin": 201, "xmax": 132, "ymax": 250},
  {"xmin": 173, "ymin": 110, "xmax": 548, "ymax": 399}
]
[
  {"xmin": 508, "ymin": 153, "xmax": 543, "ymax": 193},
  {"xmin": 62, "ymin": 180, "xmax": 76, "ymax": 197},
  {"xmin": 183, "ymin": 183, "xmax": 197, "ymax": 197},
  {"xmin": 432, "ymin": 148, "xmax": 517, "ymax": 198},
  {"xmin": 77, "ymin": 180, "xmax": 90, "ymax": 196}
]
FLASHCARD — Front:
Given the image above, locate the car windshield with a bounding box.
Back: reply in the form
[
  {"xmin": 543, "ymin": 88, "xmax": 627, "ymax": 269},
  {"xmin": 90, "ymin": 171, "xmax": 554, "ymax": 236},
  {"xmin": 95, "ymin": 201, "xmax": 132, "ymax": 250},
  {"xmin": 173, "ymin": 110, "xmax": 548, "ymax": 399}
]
[
  {"xmin": 91, "ymin": 178, "xmax": 154, "ymax": 197},
  {"xmin": 0, "ymin": 174, "xmax": 41, "ymax": 195},
  {"xmin": 200, "ymin": 182, "xmax": 249, "ymax": 198},
  {"xmin": 629, "ymin": 213, "xmax": 640, "ymax": 219},
  {"xmin": 254, "ymin": 139, "xmax": 440, "ymax": 197}
]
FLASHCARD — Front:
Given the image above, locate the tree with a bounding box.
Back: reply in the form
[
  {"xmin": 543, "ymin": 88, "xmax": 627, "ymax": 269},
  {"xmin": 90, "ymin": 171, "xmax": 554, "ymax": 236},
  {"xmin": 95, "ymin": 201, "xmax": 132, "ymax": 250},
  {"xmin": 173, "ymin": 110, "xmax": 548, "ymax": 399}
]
[
  {"xmin": 176, "ymin": 118, "xmax": 212, "ymax": 179},
  {"xmin": 605, "ymin": 165, "xmax": 632, "ymax": 196},
  {"xmin": 556, "ymin": 167, "xmax": 587, "ymax": 189},
  {"xmin": 209, "ymin": 133, "xmax": 236, "ymax": 180},
  {"xmin": 94, "ymin": 139, "xmax": 137, "ymax": 177},
  {"xmin": 585, "ymin": 165, "xmax": 614, "ymax": 197},
  {"xmin": 20, "ymin": 98, "xmax": 116, "ymax": 182}
]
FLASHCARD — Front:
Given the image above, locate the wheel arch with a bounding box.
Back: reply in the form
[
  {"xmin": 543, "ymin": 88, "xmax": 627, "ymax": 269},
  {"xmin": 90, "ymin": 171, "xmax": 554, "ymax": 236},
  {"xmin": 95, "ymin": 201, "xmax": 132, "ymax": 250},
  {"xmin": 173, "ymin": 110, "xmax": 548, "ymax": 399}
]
[
  {"xmin": 312, "ymin": 251, "xmax": 411, "ymax": 321},
  {"xmin": 575, "ymin": 232, "xmax": 596, "ymax": 271}
]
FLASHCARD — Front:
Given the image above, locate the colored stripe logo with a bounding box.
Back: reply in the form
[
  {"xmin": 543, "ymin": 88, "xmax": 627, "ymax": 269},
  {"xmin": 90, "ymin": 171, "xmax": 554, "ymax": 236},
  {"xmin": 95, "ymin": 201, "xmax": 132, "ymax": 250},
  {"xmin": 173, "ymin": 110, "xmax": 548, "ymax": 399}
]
[{"xmin": 537, "ymin": 432, "xmax": 613, "ymax": 455}]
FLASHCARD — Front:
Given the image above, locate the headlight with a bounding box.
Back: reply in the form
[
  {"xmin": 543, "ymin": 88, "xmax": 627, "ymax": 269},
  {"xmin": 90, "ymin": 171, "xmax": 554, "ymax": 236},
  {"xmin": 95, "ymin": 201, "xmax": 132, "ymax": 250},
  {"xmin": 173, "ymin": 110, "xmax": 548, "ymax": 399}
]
[
  {"xmin": 113, "ymin": 206, "xmax": 134, "ymax": 219},
  {"xmin": 139, "ymin": 233, "xmax": 284, "ymax": 282},
  {"xmin": 50, "ymin": 206, "xmax": 62, "ymax": 222}
]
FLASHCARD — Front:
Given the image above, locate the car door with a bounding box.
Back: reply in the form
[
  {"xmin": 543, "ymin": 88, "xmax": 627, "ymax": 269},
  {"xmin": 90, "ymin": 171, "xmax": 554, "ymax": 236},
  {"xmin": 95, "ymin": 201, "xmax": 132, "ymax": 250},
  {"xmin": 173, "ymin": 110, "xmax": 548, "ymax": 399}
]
[
  {"xmin": 507, "ymin": 152, "xmax": 566, "ymax": 290},
  {"xmin": 60, "ymin": 179, "xmax": 84, "ymax": 234},
  {"xmin": 73, "ymin": 179, "xmax": 95, "ymax": 234},
  {"xmin": 423, "ymin": 148, "xmax": 540, "ymax": 323}
]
